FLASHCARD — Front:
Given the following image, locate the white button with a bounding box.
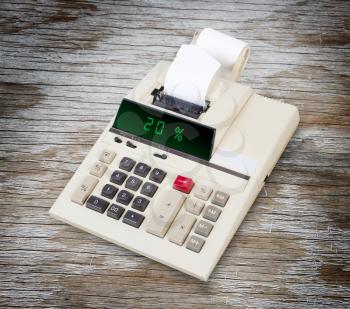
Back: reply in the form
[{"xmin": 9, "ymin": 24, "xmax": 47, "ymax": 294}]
[
  {"xmin": 193, "ymin": 184, "xmax": 213, "ymax": 201},
  {"xmin": 145, "ymin": 190, "xmax": 186, "ymax": 238},
  {"xmin": 99, "ymin": 148, "xmax": 116, "ymax": 164}
]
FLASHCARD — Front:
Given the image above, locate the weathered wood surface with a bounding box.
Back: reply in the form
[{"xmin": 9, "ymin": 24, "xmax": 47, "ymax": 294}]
[{"xmin": 0, "ymin": 0, "xmax": 349, "ymax": 308}]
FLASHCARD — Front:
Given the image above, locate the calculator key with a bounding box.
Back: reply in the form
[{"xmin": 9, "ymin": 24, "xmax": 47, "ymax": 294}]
[
  {"xmin": 173, "ymin": 175, "xmax": 194, "ymax": 194},
  {"xmin": 116, "ymin": 190, "xmax": 134, "ymax": 205},
  {"xmin": 194, "ymin": 220, "xmax": 213, "ymax": 237},
  {"xmin": 168, "ymin": 213, "xmax": 196, "ymax": 246},
  {"xmin": 125, "ymin": 176, "xmax": 142, "ymax": 191},
  {"xmin": 140, "ymin": 182, "xmax": 158, "ymax": 197},
  {"xmin": 149, "ymin": 168, "xmax": 167, "ymax": 183},
  {"xmin": 193, "ymin": 184, "xmax": 213, "ymax": 201},
  {"xmin": 145, "ymin": 189, "xmax": 185, "ymax": 237},
  {"xmin": 119, "ymin": 157, "xmax": 136, "ymax": 172},
  {"xmin": 99, "ymin": 148, "xmax": 116, "ymax": 164},
  {"xmin": 186, "ymin": 235, "xmax": 205, "ymax": 253},
  {"xmin": 71, "ymin": 175, "xmax": 98, "ymax": 205},
  {"xmin": 86, "ymin": 195, "xmax": 109, "ymax": 213},
  {"xmin": 212, "ymin": 190, "xmax": 230, "ymax": 207},
  {"xmin": 122, "ymin": 210, "xmax": 145, "ymax": 228},
  {"xmin": 90, "ymin": 161, "xmax": 107, "ymax": 178},
  {"xmin": 203, "ymin": 205, "xmax": 222, "ymax": 222},
  {"xmin": 107, "ymin": 204, "xmax": 125, "ymax": 220},
  {"xmin": 110, "ymin": 170, "xmax": 127, "ymax": 185},
  {"xmin": 132, "ymin": 196, "xmax": 149, "ymax": 212},
  {"xmin": 134, "ymin": 162, "xmax": 151, "ymax": 177},
  {"xmin": 101, "ymin": 184, "xmax": 118, "ymax": 199},
  {"xmin": 184, "ymin": 198, "xmax": 205, "ymax": 216}
]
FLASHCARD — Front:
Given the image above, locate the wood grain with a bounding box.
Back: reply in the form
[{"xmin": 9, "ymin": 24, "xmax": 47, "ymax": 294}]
[{"xmin": 0, "ymin": 0, "xmax": 349, "ymax": 308}]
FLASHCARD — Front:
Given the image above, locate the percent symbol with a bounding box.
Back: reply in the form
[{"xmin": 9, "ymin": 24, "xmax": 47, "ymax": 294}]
[{"xmin": 174, "ymin": 127, "xmax": 184, "ymax": 142}]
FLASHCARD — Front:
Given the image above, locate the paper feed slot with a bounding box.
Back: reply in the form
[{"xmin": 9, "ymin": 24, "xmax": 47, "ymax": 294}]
[{"xmin": 151, "ymin": 86, "xmax": 209, "ymax": 119}]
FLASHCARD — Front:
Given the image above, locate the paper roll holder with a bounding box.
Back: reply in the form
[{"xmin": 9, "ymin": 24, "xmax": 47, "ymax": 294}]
[{"xmin": 151, "ymin": 86, "xmax": 209, "ymax": 119}]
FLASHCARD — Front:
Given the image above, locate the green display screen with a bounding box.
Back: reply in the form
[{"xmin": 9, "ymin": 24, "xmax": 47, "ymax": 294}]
[{"xmin": 112, "ymin": 99, "xmax": 215, "ymax": 160}]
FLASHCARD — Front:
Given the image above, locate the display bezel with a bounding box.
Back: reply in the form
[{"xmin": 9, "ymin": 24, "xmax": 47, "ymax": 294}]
[{"xmin": 112, "ymin": 99, "xmax": 216, "ymax": 161}]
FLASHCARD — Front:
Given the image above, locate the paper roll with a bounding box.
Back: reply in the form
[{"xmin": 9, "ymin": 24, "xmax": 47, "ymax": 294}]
[
  {"xmin": 195, "ymin": 28, "xmax": 250, "ymax": 79},
  {"xmin": 164, "ymin": 45, "xmax": 220, "ymax": 107}
]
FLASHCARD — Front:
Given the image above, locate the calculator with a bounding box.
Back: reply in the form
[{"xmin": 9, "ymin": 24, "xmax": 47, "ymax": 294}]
[{"xmin": 50, "ymin": 29, "xmax": 299, "ymax": 280}]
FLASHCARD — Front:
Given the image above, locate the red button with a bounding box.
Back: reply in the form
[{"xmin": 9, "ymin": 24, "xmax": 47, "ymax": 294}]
[{"xmin": 173, "ymin": 175, "xmax": 194, "ymax": 194}]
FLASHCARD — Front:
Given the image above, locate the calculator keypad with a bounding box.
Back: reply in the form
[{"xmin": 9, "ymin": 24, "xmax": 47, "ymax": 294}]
[{"xmin": 71, "ymin": 145, "xmax": 231, "ymax": 255}]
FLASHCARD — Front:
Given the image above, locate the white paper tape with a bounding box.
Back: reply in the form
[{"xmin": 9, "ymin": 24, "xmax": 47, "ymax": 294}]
[
  {"xmin": 164, "ymin": 44, "xmax": 220, "ymax": 106},
  {"xmin": 164, "ymin": 29, "xmax": 249, "ymax": 106}
]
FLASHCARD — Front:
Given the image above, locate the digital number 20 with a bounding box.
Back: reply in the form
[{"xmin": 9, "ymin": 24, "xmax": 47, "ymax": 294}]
[{"xmin": 144, "ymin": 117, "xmax": 165, "ymax": 135}]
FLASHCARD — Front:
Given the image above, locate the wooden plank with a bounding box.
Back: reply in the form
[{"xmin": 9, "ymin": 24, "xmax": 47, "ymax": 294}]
[{"xmin": 0, "ymin": 0, "xmax": 349, "ymax": 308}]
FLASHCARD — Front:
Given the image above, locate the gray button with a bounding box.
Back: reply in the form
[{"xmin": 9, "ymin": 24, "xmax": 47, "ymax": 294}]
[
  {"xmin": 203, "ymin": 205, "xmax": 221, "ymax": 222},
  {"xmin": 212, "ymin": 190, "xmax": 229, "ymax": 207},
  {"xmin": 194, "ymin": 220, "xmax": 213, "ymax": 237},
  {"xmin": 125, "ymin": 176, "xmax": 143, "ymax": 191},
  {"xmin": 186, "ymin": 235, "xmax": 205, "ymax": 253}
]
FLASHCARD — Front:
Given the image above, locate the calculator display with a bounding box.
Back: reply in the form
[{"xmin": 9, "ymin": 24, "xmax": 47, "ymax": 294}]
[{"xmin": 113, "ymin": 99, "xmax": 215, "ymax": 160}]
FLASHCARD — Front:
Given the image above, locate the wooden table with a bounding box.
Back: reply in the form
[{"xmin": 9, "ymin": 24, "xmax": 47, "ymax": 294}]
[{"xmin": 1, "ymin": 1, "xmax": 349, "ymax": 308}]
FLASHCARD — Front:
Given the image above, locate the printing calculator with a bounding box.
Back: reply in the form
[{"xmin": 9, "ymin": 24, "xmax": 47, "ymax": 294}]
[{"xmin": 50, "ymin": 29, "xmax": 300, "ymax": 281}]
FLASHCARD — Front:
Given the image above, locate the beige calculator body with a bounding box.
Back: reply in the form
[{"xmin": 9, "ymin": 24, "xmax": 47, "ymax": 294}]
[{"xmin": 50, "ymin": 30, "xmax": 299, "ymax": 281}]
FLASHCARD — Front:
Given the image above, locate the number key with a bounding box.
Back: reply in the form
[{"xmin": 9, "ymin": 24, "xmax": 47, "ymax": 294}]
[
  {"xmin": 110, "ymin": 170, "xmax": 127, "ymax": 185},
  {"xmin": 101, "ymin": 184, "xmax": 118, "ymax": 199},
  {"xmin": 141, "ymin": 182, "xmax": 158, "ymax": 197},
  {"xmin": 119, "ymin": 157, "xmax": 136, "ymax": 172},
  {"xmin": 149, "ymin": 168, "xmax": 167, "ymax": 183},
  {"xmin": 134, "ymin": 162, "xmax": 151, "ymax": 177},
  {"xmin": 116, "ymin": 190, "xmax": 134, "ymax": 205},
  {"xmin": 132, "ymin": 196, "xmax": 149, "ymax": 212},
  {"xmin": 86, "ymin": 195, "xmax": 109, "ymax": 214},
  {"xmin": 125, "ymin": 176, "xmax": 142, "ymax": 191}
]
